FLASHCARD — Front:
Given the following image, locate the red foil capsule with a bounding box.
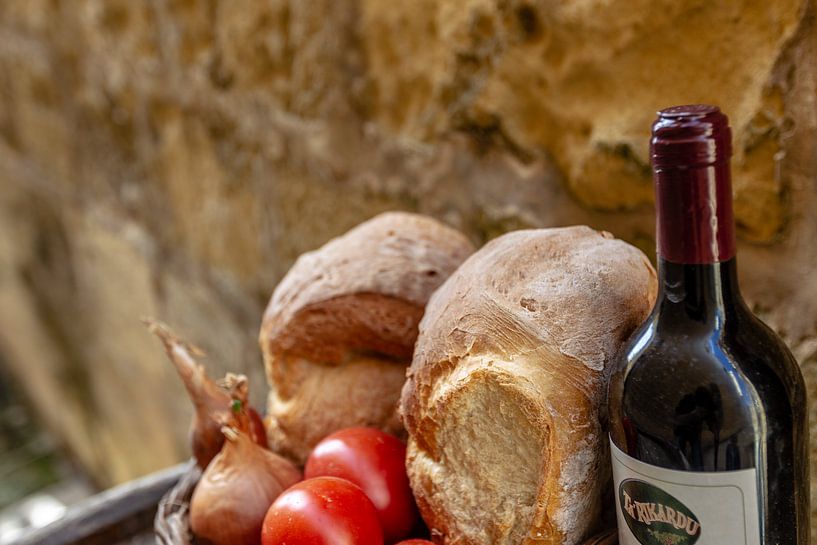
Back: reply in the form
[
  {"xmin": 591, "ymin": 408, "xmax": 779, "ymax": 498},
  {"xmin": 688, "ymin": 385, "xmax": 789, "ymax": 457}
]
[{"xmin": 651, "ymin": 104, "xmax": 736, "ymax": 264}]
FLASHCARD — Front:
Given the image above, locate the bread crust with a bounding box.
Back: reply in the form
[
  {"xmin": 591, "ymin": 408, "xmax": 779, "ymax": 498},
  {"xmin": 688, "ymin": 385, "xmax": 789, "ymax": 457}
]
[
  {"xmin": 400, "ymin": 226, "xmax": 657, "ymax": 545},
  {"xmin": 260, "ymin": 212, "xmax": 475, "ymax": 462}
]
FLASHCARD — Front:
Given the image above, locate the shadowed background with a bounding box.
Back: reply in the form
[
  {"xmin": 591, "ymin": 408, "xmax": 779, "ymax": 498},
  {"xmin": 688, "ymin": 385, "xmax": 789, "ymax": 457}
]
[{"xmin": 0, "ymin": 0, "xmax": 815, "ymax": 535}]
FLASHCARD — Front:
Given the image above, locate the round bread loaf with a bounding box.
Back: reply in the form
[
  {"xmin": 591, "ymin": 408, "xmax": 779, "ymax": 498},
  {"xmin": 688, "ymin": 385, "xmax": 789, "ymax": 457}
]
[
  {"xmin": 400, "ymin": 226, "xmax": 657, "ymax": 545},
  {"xmin": 260, "ymin": 212, "xmax": 475, "ymax": 462}
]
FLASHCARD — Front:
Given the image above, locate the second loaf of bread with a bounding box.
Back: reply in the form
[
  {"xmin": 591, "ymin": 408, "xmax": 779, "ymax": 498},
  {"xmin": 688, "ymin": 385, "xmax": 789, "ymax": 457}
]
[
  {"xmin": 260, "ymin": 212, "xmax": 475, "ymax": 463},
  {"xmin": 400, "ymin": 226, "xmax": 657, "ymax": 545}
]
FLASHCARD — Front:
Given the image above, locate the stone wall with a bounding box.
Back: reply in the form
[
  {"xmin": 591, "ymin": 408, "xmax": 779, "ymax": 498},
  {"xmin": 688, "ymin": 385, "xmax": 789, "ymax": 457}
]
[{"xmin": 0, "ymin": 0, "xmax": 815, "ymax": 528}]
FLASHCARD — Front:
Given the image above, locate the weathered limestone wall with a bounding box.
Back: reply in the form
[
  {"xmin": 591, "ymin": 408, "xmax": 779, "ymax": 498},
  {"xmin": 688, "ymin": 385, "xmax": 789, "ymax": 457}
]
[{"xmin": 0, "ymin": 0, "xmax": 815, "ymax": 527}]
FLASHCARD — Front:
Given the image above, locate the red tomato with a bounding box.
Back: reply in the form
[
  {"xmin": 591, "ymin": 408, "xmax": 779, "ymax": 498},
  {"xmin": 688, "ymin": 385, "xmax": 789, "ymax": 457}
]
[
  {"xmin": 261, "ymin": 476, "xmax": 383, "ymax": 545},
  {"xmin": 395, "ymin": 541, "xmax": 435, "ymax": 545},
  {"xmin": 305, "ymin": 427, "xmax": 419, "ymax": 543}
]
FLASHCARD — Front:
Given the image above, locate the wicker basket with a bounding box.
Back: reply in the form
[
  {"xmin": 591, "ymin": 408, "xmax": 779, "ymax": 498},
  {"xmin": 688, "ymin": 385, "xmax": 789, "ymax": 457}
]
[
  {"xmin": 152, "ymin": 461, "xmax": 618, "ymax": 545},
  {"xmin": 582, "ymin": 528, "xmax": 618, "ymax": 545},
  {"xmin": 154, "ymin": 461, "xmax": 201, "ymax": 545}
]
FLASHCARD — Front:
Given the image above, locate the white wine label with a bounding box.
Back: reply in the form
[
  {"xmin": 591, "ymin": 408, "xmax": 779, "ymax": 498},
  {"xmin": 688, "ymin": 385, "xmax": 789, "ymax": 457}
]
[{"xmin": 610, "ymin": 438, "xmax": 760, "ymax": 545}]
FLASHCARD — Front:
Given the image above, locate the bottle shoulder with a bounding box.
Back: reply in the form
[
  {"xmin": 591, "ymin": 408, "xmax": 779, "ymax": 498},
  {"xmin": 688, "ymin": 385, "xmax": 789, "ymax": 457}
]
[
  {"xmin": 619, "ymin": 304, "xmax": 804, "ymax": 403},
  {"xmin": 728, "ymin": 308, "xmax": 805, "ymax": 394},
  {"xmin": 609, "ymin": 304, "xmax": 806, "ymax": 471}
]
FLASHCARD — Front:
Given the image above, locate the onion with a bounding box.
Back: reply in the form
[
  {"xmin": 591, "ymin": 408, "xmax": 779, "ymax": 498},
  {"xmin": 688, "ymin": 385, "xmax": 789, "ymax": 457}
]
[
  {"xmin": 190, "ymin": 426, "xmax": 302, "ymax": 545},
  {"xmin": 145, "ymin": 319, "xmax": 267, "ymax": 468}
]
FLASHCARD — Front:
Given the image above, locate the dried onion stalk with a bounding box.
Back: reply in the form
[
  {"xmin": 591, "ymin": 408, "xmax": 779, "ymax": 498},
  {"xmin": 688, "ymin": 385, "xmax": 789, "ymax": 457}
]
[{"xmin": 145, "ymin": 319, "xmax": 266, "ymax": 468}]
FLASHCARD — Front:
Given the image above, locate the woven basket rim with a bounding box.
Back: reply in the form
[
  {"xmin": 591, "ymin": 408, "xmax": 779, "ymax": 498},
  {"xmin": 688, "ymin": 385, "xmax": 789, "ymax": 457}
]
[{"xmin": 155, "ymin": 459, "xmax": 201, "ymax": 545}]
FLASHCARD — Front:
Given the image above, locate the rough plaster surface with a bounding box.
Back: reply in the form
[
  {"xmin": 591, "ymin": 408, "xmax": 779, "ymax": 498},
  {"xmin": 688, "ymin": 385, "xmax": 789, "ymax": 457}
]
[{"xmin": 0, "ymin": 0, "xmax": 815, "ymax": 531}]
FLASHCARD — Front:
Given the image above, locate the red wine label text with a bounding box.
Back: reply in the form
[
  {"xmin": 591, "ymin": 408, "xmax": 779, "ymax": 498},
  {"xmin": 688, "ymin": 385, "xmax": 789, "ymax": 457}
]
[{"xmin": 619, "ymin": 479, "xmax": 702, "ymax": 545}]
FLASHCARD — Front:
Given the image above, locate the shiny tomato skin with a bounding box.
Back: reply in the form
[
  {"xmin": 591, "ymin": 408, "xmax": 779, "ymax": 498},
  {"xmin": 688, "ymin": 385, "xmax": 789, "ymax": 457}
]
[
  {"xmin": 394, "ymin": 541, "xmax": 435, "ymax": 545},
  {"xmin": 261, "ymin": 476, "xmax": 383, "ymax": 545},
  {"xmin": 305, "ymin": 427, "xmax": 419, "ymax": 543}
]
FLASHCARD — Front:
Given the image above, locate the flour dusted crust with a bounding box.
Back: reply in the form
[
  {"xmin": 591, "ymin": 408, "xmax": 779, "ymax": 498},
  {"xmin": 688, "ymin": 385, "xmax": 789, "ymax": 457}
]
[
  {"xmin": 400, "ymin": 226, "xmax": 657, "ymax": 545},
  {"xmin": 260, "ymin": 211, "xmax": 475, "ymax": 462}
]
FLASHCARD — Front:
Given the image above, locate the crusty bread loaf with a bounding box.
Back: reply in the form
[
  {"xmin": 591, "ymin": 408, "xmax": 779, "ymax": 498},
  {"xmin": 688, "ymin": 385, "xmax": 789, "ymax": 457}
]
[
  {"xmin": 400, "ymin": 226, "xmax": 656, "ymax": 545},
  {"xmin": 260, "ymin": 212, "xmax": 475, "ymax": 463}
]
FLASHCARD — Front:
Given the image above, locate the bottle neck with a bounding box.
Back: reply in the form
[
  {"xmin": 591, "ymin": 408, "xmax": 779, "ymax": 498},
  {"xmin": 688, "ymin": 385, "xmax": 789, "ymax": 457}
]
[
  {"xmin": 655, "ymin": 160, "xmax": 736, "ymax": 264},
  {"xmin": 654, "ymin": 158, "xmax": 740, "ymax": 322},
  {"xmin": 655, "ymin": 257, "xmax": 742, "ymax": 324},
  {"xmin": 650, "ymin": 105, "xmax": 741, "ymax": 323}
]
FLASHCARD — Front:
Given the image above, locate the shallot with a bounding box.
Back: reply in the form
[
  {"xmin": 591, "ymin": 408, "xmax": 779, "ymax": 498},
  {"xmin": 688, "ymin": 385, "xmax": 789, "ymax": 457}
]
[{"xmin": 190, "ymin": 426, "xmax": 301, "ymax": 545}]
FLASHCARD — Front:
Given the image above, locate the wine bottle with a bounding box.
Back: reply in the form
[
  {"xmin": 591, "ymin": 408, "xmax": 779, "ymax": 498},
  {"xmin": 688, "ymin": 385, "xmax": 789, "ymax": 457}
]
[{"xmin": 608, "ymin": 105, "xmax": 809, "ymax": 545}]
